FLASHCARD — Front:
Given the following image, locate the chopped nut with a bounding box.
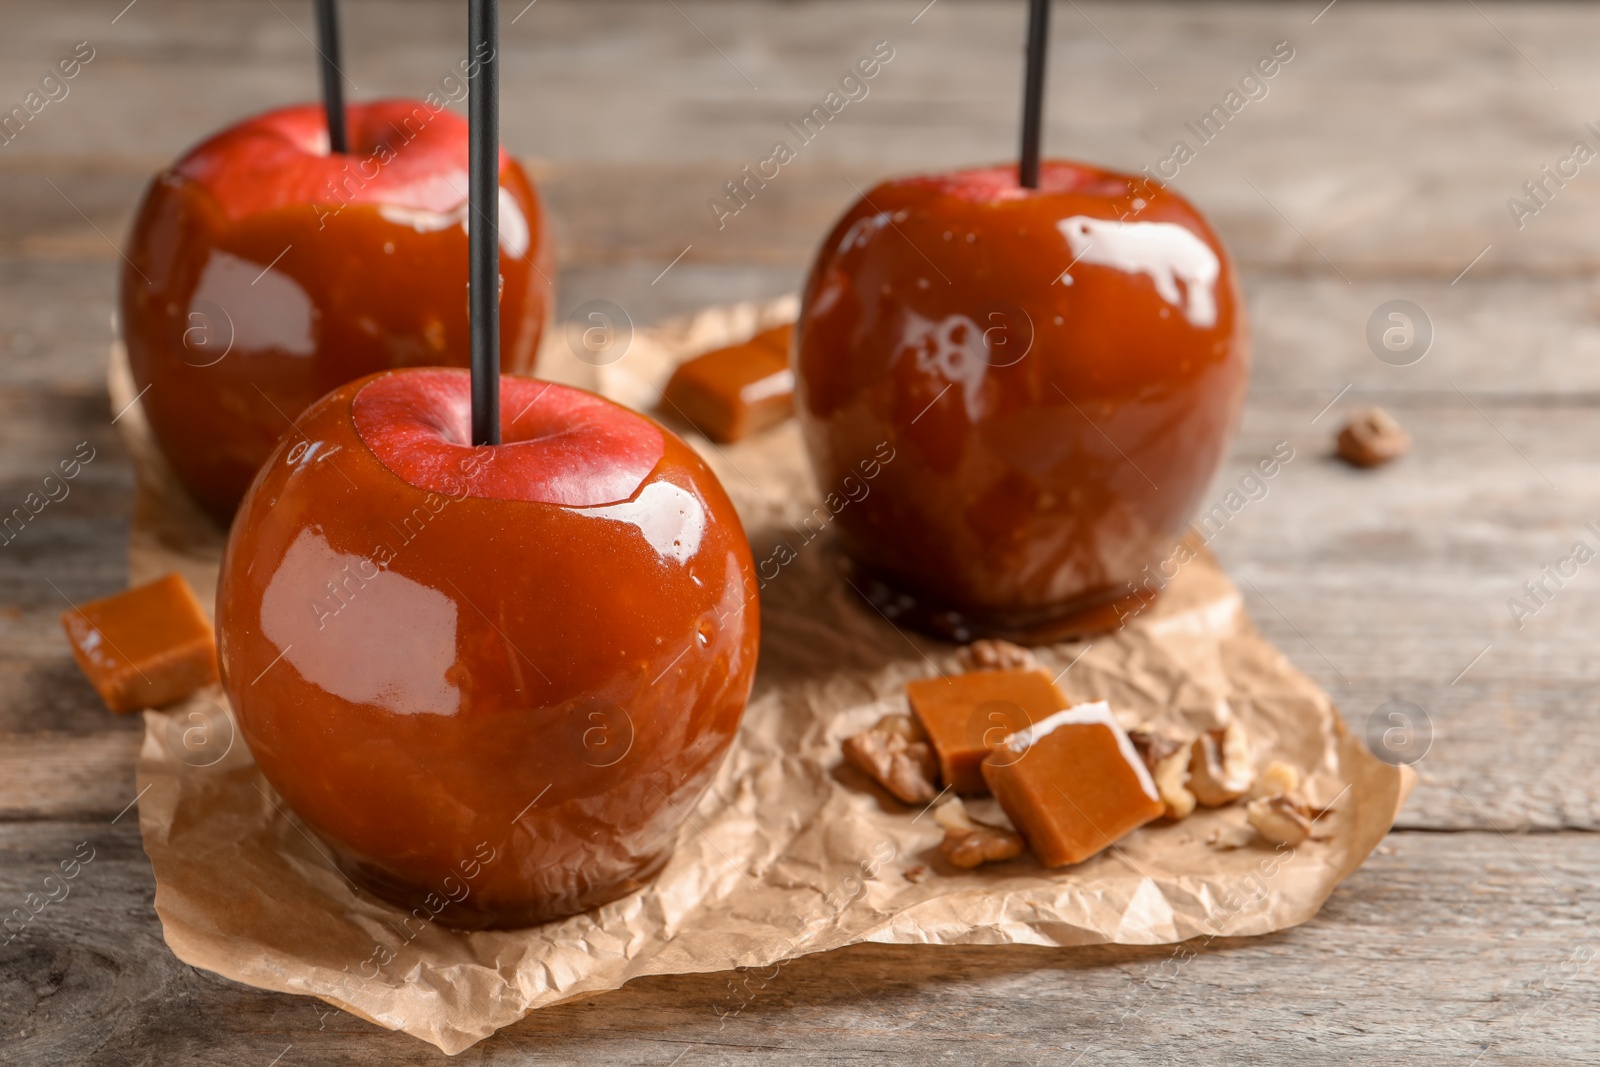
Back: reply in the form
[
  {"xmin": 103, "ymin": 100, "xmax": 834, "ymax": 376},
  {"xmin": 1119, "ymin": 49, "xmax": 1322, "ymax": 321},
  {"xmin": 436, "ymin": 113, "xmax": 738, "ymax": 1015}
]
[
  {"xmin": 1130, "ymin": 729, "xmax": 1196, "ymax": 820},
  {"xmin": 1128, "ymin": 728, "xmax": 1182, "ymax": 767},
  {"xmin": 1246, "ymin": 794, "xmax": 1314, "ymax": 846},
  {"xmin": 933, "ymin": 797, "xmax": 1024, "ymax": 869},
  {"xmin": 1336, "ymin": 406, "xmax": 1410, "ymax": 468},
  {"xmin": 1207, "ymin": 823, "xmax": 1257, "ymax": 850},
  {"xmin": 933, "ymin": 796, "xmax": 979, "ymax": 834},
  {"xmin": 961, "ymin": 639, "xmax": 1038, "ymax": 672},
  {"xmin": 1188, "ymin": 722, "xmax": 1254, "ymax": 807},
  {"xmin": 875, "ymin": 713, "xmax": 925, "ymax": 743},
  {"xmin": 943, "ymin": 832, "xmax": 1018, "ymax": 869},
  {"xmin": 1249, "ymin": 760, "xmax": 1301, "ymax": 800},
  {"xmin": 1299, "ymin": 791, "xmax": 1338, "ymax": 839},
  {"xmin": 904, "ymin": 864, "xmax": 930, "ymax": 883},
  {"xmin": 1153, "ymin": 749, "xmax": 1197, "ymax": 820},
  {"xmin": 842, "ymin": 714, "xmax": 939, "ymax": 804}
]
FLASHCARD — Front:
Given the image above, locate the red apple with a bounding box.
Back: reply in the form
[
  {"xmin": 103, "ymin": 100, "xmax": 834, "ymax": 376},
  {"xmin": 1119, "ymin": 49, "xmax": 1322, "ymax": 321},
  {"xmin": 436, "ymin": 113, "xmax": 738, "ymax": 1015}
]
[
  {"xmin": 121, "ymin": 100, "xmax": 554, "ymax": 524},
  {"xmin": 215, "ymin": 368, "xmax": 758, "ymax": 928},
  {"xmin": 795, "ymin": 161, "xmax": 1249, "ymax": 642}
]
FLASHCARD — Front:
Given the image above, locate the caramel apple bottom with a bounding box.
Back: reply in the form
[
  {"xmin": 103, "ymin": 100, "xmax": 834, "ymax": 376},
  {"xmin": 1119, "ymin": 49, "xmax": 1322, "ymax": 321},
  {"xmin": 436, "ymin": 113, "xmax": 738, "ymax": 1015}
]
[
  {"xmin": 795, "ymin": 161, "xmax": 1250, "ymax": 643},
  {"xmin": 845, "ymin": 565, "xmax": 1158, "ymax": 646},
  {"xmin": 216, "ymin": 369, "xmax": 759, "ymax": 928}
]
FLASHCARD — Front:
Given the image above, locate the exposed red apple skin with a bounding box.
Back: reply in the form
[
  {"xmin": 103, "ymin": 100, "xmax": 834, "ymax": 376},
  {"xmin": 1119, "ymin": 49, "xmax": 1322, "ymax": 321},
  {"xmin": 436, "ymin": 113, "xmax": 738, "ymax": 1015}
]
[
  {"xmin": 216, "ymin": 369, "xmax": 758, "ymax": 928},
  {"xmin": 795, "ymin": 161, "xmax": 1249, "ymax": 641},
  {"xmin": 121, "ymin": 101, "xmax": 554, "ymax": 525}
]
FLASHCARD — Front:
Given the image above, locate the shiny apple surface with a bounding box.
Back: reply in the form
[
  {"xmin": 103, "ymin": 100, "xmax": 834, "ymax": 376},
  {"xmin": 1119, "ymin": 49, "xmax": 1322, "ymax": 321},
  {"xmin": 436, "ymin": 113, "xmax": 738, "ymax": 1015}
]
[
  {"xmin": 216, "ymin": 369, "xmax": 757, "ymax": 928},
  {"xmin": 795, "ymin": 161, "xmax": 1249, "ymax": 641},
  {"xmin": 122, "ymin": 101, "xmax": 554, "ymax": 524}
]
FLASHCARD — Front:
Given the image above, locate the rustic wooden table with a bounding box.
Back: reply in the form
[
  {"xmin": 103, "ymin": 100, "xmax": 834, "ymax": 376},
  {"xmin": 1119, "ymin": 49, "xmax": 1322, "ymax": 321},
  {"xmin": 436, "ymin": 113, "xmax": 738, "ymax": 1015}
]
[{"xmin": 4, "ymin": 1, "xmax": 1598, "ymax": 1063}]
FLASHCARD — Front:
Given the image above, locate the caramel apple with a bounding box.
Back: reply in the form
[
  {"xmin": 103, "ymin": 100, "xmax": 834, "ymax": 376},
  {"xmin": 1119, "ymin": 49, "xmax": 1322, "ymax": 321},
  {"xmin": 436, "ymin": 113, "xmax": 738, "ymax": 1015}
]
[
  {"xmin": 121, "ymin": 100, "xmax": 554, "ymax": 524},
  {"xmin": 215, "ymin": 368, "xmax": 758, "ymax": 927},
  {"xmin": 794, "ymin": 162, "xmax": 1248, "ymax": 641}
]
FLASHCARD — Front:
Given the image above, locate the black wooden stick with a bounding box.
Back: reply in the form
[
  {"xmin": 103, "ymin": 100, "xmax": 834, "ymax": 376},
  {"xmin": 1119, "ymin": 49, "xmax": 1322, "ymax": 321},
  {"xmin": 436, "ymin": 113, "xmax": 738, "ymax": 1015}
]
[
  {"xmin": 314, "ymin": 0, "xmax": 348, "ymax": 154},
  {"xmin": 468, "ymin": 0, "xmax": 500, "ymax": 447},
  {"xmin": 1018, "ymin": 0, "xmax": 1051, "ymax": 189}
]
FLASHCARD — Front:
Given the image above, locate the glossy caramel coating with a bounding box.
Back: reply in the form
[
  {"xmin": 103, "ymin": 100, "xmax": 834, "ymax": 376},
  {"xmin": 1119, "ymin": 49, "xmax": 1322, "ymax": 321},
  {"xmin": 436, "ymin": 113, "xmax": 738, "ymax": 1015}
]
[
  {"xmin": 796, "ymin": 162, "xmax": 1248, "ymax": 640},
  {"xmin": 216, "ymin": 370, "xmax": 758, "ymax": 927},
  {"xmin": 122, "ymin": 101, "xmax": 554, "ymax": 524}
]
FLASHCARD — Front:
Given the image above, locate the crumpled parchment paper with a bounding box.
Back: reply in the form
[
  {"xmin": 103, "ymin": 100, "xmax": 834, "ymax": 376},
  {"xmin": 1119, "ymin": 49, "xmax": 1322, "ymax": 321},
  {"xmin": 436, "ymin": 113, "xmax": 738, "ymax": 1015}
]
[{"xmin": 112, "ymin": 297, "xmax": 1413, "ymax": 1054}]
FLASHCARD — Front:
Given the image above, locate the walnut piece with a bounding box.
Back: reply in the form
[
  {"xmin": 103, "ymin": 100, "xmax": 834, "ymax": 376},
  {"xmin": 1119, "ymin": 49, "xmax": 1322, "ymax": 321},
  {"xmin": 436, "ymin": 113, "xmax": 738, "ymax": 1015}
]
[
  {"xmin": 904, "ymin": 864, "xmax": 930, "ymax": 884},
  {"xmin": 842, "ymin": 714, "xmax": 938, "ymax": 804},
  {"xmin": 1153, "ymin": 750, "xmax": 1197, "ymax": 820},
  {"xmin": 1246, "ymin": 794, "xmax": 1314, "ymax": 846},
  {"xmin": 1249, "ymin": 760, "xmax": 1301, "ymax": 800},
  {"xmin": 1188, "ymin": 722, "xmax": 1254, "ymax": 807},
  {"xmin": 1128, "ymin": 728, "xmax": 1182, "ymax": 766},
  {"xmin": 933, "ymin": 797, "xmax": 1024, "ymax": 868},
  {"xmin": 960, "ymin": 639, "xmax": 1038, "ymax": 672},
  {"xmin": 1336, "ymin": 406, "xmax": 1410, "ymax": 468},
  {"xmin": 877, "ymin": 713, "xmax": 923, "ymax": 743},
  {"xmin": 1130, "ymin": 728, "xmax": 1197, "ymax": 820}
]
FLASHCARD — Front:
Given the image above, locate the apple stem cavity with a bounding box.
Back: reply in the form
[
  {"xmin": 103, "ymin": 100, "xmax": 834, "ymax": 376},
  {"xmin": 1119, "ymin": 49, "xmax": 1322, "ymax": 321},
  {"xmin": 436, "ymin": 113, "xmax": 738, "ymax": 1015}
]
[
  {"xmin": 1018, "ymin": 0, "xmax": 1051, "ymax": 190},
  {"xmin": 468, "ymin": 0, "xmax": 501, "ymax": 447},
  {"xmin": 314, "ymin": 0, "xmax": 348, "ymax": 154}
]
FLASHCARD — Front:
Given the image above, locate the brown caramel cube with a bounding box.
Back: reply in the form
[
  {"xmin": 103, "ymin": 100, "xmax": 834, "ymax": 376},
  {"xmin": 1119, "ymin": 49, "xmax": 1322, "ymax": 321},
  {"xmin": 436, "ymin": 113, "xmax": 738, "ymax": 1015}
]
[
  {"xmin": 60, "ymin": 573, "xmax": 218, "ymax": 713},
  {"xmin": 904, "ymin": 668, "xmax": 1066, "ymax": 794},
  {"xmin": 982, "ymin": 702, "xmax": 1164, "ymax": 867},
  {"xmin": 660, "ymin": 324, "xmax": 794, "ymax": 443}
]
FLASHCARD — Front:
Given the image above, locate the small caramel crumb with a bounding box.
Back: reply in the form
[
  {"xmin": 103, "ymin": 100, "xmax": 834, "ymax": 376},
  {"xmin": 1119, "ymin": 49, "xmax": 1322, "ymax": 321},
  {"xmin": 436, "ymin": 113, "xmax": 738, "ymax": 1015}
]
[
  {"xmin": 1246, "ymin": 793, "xmax": 1314, "ymax": 845},
  {"xmin": 904, "ymin": 864, "xmax": 930, "ymax": 883},
  {"xmin": 960, "ymin": 639, "xmax": 1038, "ymax": 672},
  {"xmin": 933, "ymin": 797, "xmax": 1024, "ymax": 869},
  {"xmin": 1188, "ymin": 722, "xmax": 1254, "ymax": 807},
  {"xmin": 1336, "ymin": 407, "xmax": 1410, "ymax": 468},
  {"xmin": 842, "ymin": 714, "xmax": 939, "ymax": 804}
]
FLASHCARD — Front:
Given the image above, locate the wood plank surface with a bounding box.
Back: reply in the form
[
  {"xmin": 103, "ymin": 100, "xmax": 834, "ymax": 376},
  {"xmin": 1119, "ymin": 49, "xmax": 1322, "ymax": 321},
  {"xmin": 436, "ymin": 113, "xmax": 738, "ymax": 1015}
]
[
  {"xmin": 2, "ymin": 827, "xmax": 1595, "ymax": 1065},
  {"xmin": 2, "ymin": 0, "xmax": 1598, "ymax": 1062}
]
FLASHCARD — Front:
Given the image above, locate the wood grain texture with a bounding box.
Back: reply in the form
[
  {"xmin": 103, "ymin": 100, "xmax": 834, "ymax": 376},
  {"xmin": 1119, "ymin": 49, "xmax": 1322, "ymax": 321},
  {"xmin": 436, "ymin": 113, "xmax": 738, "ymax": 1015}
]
[
  {"xmin": 1, "ymin": 826, "xmax": 1596, "ymax": 1065},
  {"xmin": 11, "ymin": 0, "xmax": 1600, "ymax": 276},
  {"xmin": 2, "ymin": 0, "xmax": 1599, "ymax": 1061}
]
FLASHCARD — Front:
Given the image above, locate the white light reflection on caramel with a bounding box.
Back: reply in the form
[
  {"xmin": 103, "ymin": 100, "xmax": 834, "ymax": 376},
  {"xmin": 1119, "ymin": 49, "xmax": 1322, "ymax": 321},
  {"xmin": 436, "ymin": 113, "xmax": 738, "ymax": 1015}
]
[
  {"xmin": 260, "ymin": 528, "xmax": 461, "ymax": 715},
  {"xmin": 190, "ymin": 250, "xmax": 315, "ymax": 355},
  {"xmin": 582, "ymin": 480, "xmax": 706, "ymax": 566},
  {"xmin": 1057, "ymin": 216, "xmax": 1220, "ymax": 328}
]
